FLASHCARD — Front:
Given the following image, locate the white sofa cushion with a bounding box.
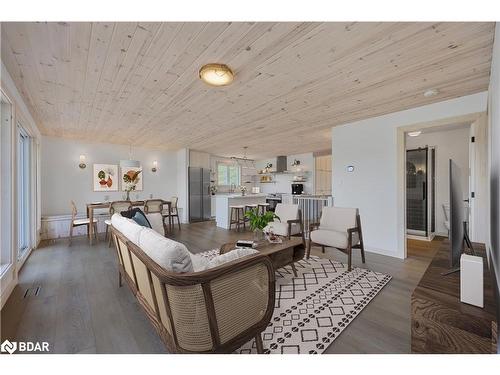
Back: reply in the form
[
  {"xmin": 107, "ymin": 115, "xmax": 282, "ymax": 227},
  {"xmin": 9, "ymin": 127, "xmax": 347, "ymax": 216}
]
[
  {"xmin": 310, "ymin": 229, "xmax": 359, "ymax": 249},
  {"xmin": 319, "ymin": 206, "xmax": 358, "ymax": 232},
  {"xmin": 138, "ymin": 227, "xmax": 193, "ymax": 273},
  {"xmin": 263, "ymin": 222, "xmax": 300, "ymax": 237},
  {"xmin": 145, "ymin": 212, "xmax": 164, "ymax": 235},
  {"xmin": 111, "ymin": 213, "xmax": 145, "ymax": 245},
  {"xmin": 191, "ymin": 248, "xmax": 259, "ymax": 272}
]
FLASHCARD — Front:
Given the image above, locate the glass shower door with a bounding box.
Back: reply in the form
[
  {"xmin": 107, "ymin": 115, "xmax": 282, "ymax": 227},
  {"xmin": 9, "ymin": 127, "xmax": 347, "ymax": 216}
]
[{"xmin": 406, "ymin": 148, "xmax": 428, "ymax": 236}]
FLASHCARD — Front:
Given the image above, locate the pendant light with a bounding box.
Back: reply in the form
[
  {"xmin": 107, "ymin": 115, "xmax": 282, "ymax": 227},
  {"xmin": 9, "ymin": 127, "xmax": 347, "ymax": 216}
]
[{"xmin": 120, "ymin": 144, "xmax": 140, "ymax": 168}]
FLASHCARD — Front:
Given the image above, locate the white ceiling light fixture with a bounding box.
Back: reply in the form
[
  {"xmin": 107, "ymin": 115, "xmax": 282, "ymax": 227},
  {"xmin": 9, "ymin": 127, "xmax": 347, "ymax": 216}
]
[
  {"xmin": 408, "ymin": 131, "xmax": 422, "ymax": 137},
  {"xmin": 199, "ymin": 63, "xmax": 234, "ymax": 86},
  {"xmin": 120, "ymin": 144, "xmax": 141, "ymax": 168},
  {"xmin": 423, "ymin": 88, "xmax": 439, "ymax": 98}
]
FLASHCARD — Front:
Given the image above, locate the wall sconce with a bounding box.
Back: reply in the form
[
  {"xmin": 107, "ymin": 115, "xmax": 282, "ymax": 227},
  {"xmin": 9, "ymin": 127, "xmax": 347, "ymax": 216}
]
[
  {"xmin": 79, "ymin": 155, "xmax": 87, "ymax": 169},
  {"xmin": 151, "ymin": 160, "xmax": 158, "ymax": 173}
]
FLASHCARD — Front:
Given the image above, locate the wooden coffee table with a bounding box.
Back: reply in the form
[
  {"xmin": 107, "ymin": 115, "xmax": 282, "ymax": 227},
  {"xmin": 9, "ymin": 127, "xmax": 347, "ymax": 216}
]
[{"xmin": 220, "ymin": 237, "xmax": 305, "ymax": 277}]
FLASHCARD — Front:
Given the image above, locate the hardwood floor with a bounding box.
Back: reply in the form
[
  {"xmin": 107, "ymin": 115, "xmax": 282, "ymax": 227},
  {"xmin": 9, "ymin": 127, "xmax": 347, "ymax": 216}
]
[{"xmin": 0, "ymin": 221, "xmax": 441, "ymax": 354}]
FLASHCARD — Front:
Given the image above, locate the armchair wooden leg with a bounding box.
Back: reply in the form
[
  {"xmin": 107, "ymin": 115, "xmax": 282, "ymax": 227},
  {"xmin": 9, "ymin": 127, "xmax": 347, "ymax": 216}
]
[
  {"xmin": 176, "ymin": 215, "xmax": 181, "ymax": 230},
  {"xmin": 321, "ymin": 245, "xmax": 325, "ymax": 254},
  {"xmin": 119, "ymin": 271, "xmax": 122, "ymax": 287},
  {"xmin": 360, "ymin": 243, "xmax": 366, "ymax": 264},
  {"xmin": 69, "ymin": 224, "xmax": 73, "ymax": 246},
  {"xmin": 306, "ymin": 238, "xmax": 312, "ymax": 259},
  {"xmin": 255, "ymin": 333, "xmax": 264, "ymax": 354},
  {"xmin": 347, "ymin": 247, "xmax": 352, "ymax": 272},
  {"xmin": 291, "ymin": 263, "xmax": 298, "ymax": 277}
]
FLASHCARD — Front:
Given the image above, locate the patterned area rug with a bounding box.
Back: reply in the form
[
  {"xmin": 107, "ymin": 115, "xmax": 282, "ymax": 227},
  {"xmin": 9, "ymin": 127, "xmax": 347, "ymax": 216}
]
[{"xmin": 200, "ymin": 250, "xmax": 391, "ymax": 354}]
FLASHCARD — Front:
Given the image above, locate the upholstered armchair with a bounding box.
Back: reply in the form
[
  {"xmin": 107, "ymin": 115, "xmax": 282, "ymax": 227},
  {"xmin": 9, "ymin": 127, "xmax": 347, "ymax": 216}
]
[
  {"xmin": 263, "ymin": 203, "xmax": 304, "ymax": 244},
  {"xmin": 306, "ymin": 206, "xmax": 365, "ymax": 271}
]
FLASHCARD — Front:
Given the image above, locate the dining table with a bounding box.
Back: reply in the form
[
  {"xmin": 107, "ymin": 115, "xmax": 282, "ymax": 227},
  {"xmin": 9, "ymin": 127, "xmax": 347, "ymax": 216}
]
[{"xmin": 86, "ymin": 200, "xmax": 172, "ymax": 245}]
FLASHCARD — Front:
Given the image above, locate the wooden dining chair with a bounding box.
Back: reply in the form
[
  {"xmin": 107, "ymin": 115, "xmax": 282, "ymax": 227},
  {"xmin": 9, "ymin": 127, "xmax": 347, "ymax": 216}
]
[
  {"xmin": 105, "ymin": 201, "xmax": 133, "ymax": 246},
  {"xmin": 69, "ymin": 200, "xmax": 98, "ymax": 245},
  {"xmin": 163, "ymin": 196, "xmax": 181, "ymax": 230},
  {"xmin": 144, "ymin": 199, "xmax": 164, "ymax": 214}
]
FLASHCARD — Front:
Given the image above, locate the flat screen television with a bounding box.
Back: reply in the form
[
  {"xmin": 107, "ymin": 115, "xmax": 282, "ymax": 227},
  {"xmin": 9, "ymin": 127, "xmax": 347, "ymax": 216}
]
[{"xmin": 448, "ymin": 159, "xmax": 474, "ymax": 271}]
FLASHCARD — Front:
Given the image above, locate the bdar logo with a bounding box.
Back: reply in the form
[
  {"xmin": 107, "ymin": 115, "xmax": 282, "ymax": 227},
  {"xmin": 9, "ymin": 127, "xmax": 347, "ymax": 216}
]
[{"xmin": 1, "ymin": 339, "xmax": 17, "ymax": 354}]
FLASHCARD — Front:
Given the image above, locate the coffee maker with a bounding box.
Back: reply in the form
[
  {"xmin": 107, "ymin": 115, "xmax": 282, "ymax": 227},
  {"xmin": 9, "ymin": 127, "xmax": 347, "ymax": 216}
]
[{"xmin": 291, "ymin": 183, "xmax": 304, "ymax": 195}]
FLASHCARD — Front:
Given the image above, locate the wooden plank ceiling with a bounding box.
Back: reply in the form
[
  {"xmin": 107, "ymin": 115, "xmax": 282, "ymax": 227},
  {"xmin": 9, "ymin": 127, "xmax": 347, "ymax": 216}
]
[{"xmin": 1, "ymin": 22, "xmax": 495, "ymax": 158}]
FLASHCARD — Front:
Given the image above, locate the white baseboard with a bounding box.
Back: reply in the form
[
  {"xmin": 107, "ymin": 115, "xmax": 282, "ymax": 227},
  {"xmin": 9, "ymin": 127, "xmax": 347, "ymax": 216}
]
[
  {"xmin": 41, "ymin": 208, "xmax": 185, "ymax": 240},
  {"xmin": 41, "ymin": 213, "xmax": 110, "ymax": 240}
]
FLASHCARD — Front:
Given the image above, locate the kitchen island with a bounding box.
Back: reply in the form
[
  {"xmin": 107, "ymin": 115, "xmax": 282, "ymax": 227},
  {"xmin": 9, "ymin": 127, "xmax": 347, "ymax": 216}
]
[{"xmin": 215, "ymin": 194, "xmax": 267, "ymax": 229}]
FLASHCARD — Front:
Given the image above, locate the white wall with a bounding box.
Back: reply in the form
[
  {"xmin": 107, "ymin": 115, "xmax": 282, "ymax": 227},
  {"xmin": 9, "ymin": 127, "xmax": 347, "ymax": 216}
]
[
  {"xmin": 41, "ymin": 136, "xmax": 179, "ymax": 216},
  {"xmin": 332, "ymin": 92, "xmax": 487, "ymax": 258},
  {"xmin": 255, "ymin": 153, "xmax": 315, "ymax": 195},
  {"xmin": 406, "ymin": 126, "xmax": 470, "ymax": 235}
]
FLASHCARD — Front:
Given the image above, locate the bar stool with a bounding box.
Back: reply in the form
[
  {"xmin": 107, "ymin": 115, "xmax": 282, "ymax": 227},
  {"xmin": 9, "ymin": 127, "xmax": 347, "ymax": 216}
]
[
  {"xmin": 229, "ymin": 205, "xmax": 246, "ymax": 231},
  {"xmin": 257, "ymin": 203, "xmax": 270, "ymax": 215}
]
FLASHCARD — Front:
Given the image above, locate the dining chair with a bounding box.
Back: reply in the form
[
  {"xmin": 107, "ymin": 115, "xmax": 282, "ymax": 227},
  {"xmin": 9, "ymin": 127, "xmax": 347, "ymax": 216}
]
[
  {"xmin": 69, "ymin": 200, "xmax": 98, "ymax": 245},
  {"xmin": 105, "ymin": 201, "xmax": 133, "ymax": 246},
  {"xmin": 162, "ymin": 196, "xmax": 181, "ymax": 231},
  {"xmin": 144, "ymin": 199, "xmax": 164, "ymax": 213}
]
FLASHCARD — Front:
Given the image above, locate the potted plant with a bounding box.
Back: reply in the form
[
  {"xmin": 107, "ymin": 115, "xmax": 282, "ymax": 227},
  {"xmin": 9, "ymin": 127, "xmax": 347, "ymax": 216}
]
[{"xmin": 244, "ymin": 208, "xmax": 280, "ymax": 241}]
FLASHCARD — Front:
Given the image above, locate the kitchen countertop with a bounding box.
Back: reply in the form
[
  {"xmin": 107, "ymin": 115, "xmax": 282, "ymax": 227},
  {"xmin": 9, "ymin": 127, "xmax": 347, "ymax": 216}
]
[{"xmin": 214, "ymin": 193, "xmax": 267, "ymax": 199}]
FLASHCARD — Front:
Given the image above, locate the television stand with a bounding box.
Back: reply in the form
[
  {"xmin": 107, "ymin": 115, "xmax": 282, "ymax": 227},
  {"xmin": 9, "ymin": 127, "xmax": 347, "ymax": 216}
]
[{"xmin": 411, "ymin": 239, "xmax": 497, "ymax": 353}]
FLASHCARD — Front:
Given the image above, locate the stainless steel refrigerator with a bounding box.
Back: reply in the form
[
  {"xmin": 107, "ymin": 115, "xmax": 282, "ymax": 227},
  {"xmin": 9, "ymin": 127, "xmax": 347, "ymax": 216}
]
[{"xmin": 188, "ymin": 167, "xmax": 211, "ymax": 222}]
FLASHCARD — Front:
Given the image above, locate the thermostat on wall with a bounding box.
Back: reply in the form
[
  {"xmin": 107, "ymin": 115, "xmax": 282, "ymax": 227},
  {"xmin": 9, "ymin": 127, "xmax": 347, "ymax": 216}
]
[{"xmin": 346, "ymin": 165, "xmax": 355, "ymax": 172}]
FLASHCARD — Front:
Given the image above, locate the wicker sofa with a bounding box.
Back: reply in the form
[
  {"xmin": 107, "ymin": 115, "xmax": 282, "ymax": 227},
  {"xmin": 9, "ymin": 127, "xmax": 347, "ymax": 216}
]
[{"xmin": 110, "ymin": 214, "xmax": 275, "ymax": 353}]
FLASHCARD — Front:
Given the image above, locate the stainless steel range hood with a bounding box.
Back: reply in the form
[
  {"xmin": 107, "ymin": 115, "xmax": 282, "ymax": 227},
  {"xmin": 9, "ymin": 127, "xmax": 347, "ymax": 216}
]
[{"xmin": 276, "ymin": 156, "xmax": 287, "ymax": 173}]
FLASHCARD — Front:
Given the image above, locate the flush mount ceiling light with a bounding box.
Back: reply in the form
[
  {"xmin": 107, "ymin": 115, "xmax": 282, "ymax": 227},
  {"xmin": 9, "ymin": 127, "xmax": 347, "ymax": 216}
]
[
  {"xmin": 408, "ymin": 131, "xmax": 422, "ymax": 137},
  {"xmin": 199, "ymin": 63, "xmax": 234, "ymax": 86},
  {"xmin": 423, "ymin": 88, "xmax": 439, "ymax": 98}
]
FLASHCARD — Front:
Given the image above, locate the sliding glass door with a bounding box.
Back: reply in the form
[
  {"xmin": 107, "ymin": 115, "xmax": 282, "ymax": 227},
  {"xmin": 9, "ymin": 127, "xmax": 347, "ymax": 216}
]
[
  {"xmin": 17, "ymin": 125, "xmax": 31, "ymax": 259},
  {"xmin": 1, "ymin": 93, "xmax": 13, "ymax": 275}
]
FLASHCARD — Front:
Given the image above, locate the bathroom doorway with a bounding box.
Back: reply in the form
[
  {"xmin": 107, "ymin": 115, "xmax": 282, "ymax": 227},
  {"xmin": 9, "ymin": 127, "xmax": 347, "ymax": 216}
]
[{"xmin": 406, "ymin": 147, "xmax": 436, "ymax": 240}]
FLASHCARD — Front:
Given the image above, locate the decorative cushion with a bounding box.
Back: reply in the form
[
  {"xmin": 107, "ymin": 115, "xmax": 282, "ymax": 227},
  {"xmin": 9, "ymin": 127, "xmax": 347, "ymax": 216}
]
[
  {"xmin": 310, "ymin": 229, "xmax": 359, "ymax": 249},
  {"xmin": 319, "ymin": 207, "xmax": 358, "ymax": 232},
  {"xmin": 111, "ymin": 213, "xmax": 145, "ymax": 245},
  {"xmin": 190, "ymin": 254, "xmax": 210, "ymax": 272},
  {"xmin": 145, "ymin": 212, "xmax": 164, "ymax": 235},
  {"xmin": 191, "ymin": 248, "xmax": 259, "ymax": 272},
  {"xmin": 131, "ymin": 209, "xmax": 152, "ymax": 228},
  {"xmin": 120, "ymin": 209, "xmax": 136, "ymax": 218},
  {"xmin": 207, "ymin": 248, "xmax": 258, "ymax": 269},
  {"xmin": 263, "ymin": 222, "xmax": 300, "ymax": 237},
  {"xmin": 138, "ymin": 228, "xmax": 193, "ymax": 273}
]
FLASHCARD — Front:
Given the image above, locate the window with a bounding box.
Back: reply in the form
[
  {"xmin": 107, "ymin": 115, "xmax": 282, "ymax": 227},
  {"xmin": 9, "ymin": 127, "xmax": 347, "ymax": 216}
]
[
  {"xmin": 217, "ymin": 163, "xmax": 240, "ymax": 186},
  {"xmin": 17, "ymin": 125, "xmax": 31, "ymax": 259}
]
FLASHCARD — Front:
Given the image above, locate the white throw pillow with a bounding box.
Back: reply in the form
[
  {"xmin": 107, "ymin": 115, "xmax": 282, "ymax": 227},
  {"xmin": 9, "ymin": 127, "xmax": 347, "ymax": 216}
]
[
  {"xmin": 138, "ymin": 227, "xmax": 193, "ymax": 273},
  {"xmin": 191, "ymin": 254, "xmax": 210, "ymax": 272},
  {"xmin": 111, "ymin": 213, "xmax": 144, "ymax": 245},
  {"xmin": 205, "ymin": 248, "xmax": 258, "ymax": 270},
  {"xmin": 145, "ymin": 212, "xmax": 164, "ymax": 235}
]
